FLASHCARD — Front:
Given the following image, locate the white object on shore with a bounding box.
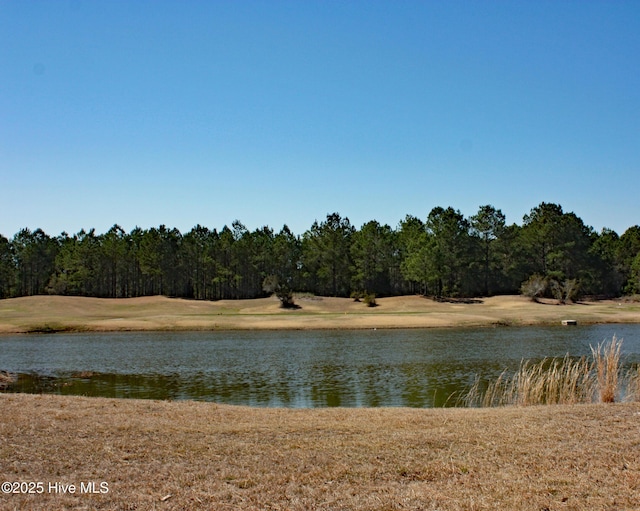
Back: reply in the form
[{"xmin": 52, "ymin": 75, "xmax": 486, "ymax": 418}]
[{"xmin": 561, "ymin": 319, "xmax": 578, "ymax": 326}]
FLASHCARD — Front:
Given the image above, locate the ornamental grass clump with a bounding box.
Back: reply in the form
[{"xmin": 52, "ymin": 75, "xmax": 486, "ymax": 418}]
[
  {"xmin": 464, "ymin": 355, "xmax": 595, "ymax": 407},
  {"xmin": 465, "ymin": 336, "xmax": 626, "ymax": 407}
]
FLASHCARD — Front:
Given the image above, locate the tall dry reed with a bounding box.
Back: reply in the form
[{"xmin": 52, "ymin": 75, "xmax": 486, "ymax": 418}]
[
  {"xmin": 591, "ymin": 335, "xmax": 622, "ymax": 403},
  {"xmin": 464, "ymin": 335, "xmax": 627, "ymax": 407}
]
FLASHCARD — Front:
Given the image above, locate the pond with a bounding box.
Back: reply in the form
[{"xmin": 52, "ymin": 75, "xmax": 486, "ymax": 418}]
[{"xmin": 1, "ymin": 324, "xmax": 639, "ymax": 407}]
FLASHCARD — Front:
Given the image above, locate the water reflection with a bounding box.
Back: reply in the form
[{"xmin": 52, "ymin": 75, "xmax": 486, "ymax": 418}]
[{"xmin": 1, "ymin": 325, "xmax": 639, "ymax": 407}]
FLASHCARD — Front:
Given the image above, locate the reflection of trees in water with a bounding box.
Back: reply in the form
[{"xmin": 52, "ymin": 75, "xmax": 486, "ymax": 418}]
[
  {"xmin": 6, "ymin": 365, "xmax": 476, "ymax": 407},
  {"xmin": 5, "ymin": 326, "xmax": 639, "ymax": 407}
]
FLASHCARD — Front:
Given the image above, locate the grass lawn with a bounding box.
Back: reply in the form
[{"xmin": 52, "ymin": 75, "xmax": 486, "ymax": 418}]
[{"xmin": 1, "ymin": 394, "xmax": 639, "ymax": 510}]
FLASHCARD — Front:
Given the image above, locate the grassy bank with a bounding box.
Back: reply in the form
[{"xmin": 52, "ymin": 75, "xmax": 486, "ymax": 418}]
[
  {"xmin": 0, "ymin": 394, "xmax": 639, "ymax": 510},
  {"xmin": 1, "ymin": 294, "xmax": 639, "ymax": 333}
]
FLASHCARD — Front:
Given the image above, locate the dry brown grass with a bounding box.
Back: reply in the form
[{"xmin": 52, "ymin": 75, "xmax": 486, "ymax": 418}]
[
  {"xmin": 0, "ymin": 394, "xmax": 639, "ymax": 510},
  {"xmin": 1, "ymin": 294, "xmax": 639, "ymax": 333}
]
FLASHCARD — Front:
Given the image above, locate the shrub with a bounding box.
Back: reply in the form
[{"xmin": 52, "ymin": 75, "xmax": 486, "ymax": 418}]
[
  {"xmin": 363, "ymin": 292, "xmax": 377, "ymax": 307},
  {"xmin": 550, "ymin": 278, "xmax": 581, "ymax": 304},
  {"xmin": 262, "ymin": 275, "xmax": 297, "ymax": 309},
  {"xmin": 521, "ymin": 275, "xmax": 547, "ymax": 302},
  {"xmin": 350, "ymin": 290, "xmax": 363, "ymax": 302}
]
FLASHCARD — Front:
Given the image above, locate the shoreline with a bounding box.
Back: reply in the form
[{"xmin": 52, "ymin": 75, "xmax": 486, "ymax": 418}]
[{"xmin": 0, "ymin": 294, "xmax": 639, "ymax": 334}]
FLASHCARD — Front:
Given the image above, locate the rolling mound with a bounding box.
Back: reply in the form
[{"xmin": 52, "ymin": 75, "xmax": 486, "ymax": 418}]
[{"xmin": 0, "ymin": 294, "xmax": 638, "ymax": 333}]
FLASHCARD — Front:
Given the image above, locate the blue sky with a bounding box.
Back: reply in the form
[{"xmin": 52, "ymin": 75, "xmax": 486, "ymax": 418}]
[{"xmin": 2, "ymin": 1, "xmax": 639, "ymax": 238}]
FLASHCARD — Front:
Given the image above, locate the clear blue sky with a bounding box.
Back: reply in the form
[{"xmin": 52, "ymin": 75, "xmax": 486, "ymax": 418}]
[{"xmin": 2, "ymin": 0, "xmax": 639, "ymax": 238}]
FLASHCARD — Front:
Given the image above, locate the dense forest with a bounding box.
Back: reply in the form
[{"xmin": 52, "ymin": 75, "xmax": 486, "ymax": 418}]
[{"xmin": 1, "ymin": 203, "xmax": 639, "ymax": 302}]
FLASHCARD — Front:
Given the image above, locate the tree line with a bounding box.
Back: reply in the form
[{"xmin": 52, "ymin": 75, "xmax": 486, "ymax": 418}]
[{"xmin": 1, "ymin": 202, "xmax": 639, "ymax": 301}]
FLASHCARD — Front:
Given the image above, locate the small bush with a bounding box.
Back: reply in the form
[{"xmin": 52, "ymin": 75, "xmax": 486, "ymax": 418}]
[
  {"xmin": 277, "ymin": 288, "xmax": 297, "ymax": 308},
  {"xmin": 550, "ymin": 278, "xmax": 581, "ymax": 304},
  {"xmin": 363, "ymin": 292, "xmax": 377, "ymax": 307},
  {"xmin": 263, "ymin": 275, "xmax": 297, "ymax": 309},
  {"xmin": 521, "ymin": 275, "xmax": 547, "ymax": 302}
]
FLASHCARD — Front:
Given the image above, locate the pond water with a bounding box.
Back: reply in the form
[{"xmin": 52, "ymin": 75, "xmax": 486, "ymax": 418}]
[{"xmin": 1, "ymin": 324, "xmax": 639, "ymax": 407}]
